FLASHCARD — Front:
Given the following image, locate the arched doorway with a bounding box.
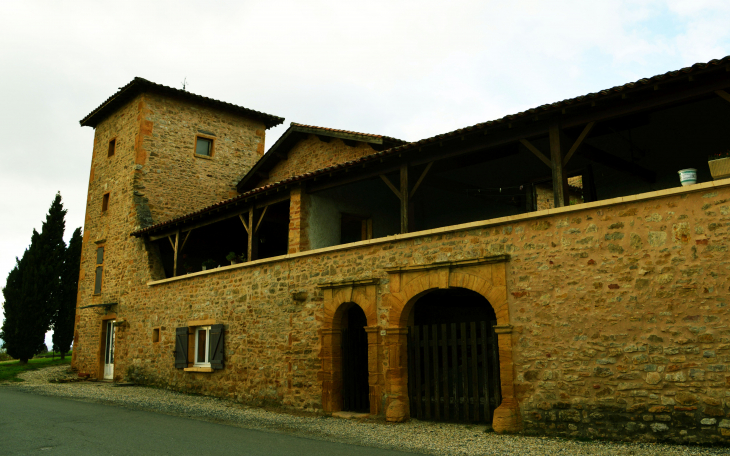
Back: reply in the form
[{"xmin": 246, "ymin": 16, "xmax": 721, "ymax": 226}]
[
  {"xmin": 407, "ymin": 288, "xmax": 500, "ymax": 423},
  {"xmin": 341, "ymin": 304, "xmax": 370, "ymax": 412}
]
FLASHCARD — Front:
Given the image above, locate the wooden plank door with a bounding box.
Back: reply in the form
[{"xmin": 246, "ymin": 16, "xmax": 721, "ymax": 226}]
[{"xmin": 407, "ymin": 320, "xmax": 500, "ymax": 423}]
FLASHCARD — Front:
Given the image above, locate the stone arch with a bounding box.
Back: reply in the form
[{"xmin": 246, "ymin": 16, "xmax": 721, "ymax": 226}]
[
  {"xmin": 380, "ymin": 258, "xmax": 521, "ymax": 432},
  {"xmin": 318, "ymin": 280, "xmax": 381, "ymax": 415}
]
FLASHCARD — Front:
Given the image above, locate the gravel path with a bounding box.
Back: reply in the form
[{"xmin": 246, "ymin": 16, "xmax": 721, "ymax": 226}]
[{"xmin": 4, "ymin": 365, "xmax": 730, "ymax": 456}]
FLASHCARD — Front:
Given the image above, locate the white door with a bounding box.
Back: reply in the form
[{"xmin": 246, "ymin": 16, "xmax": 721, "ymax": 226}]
[{"xmin": 103, "ymin": 320, "xmax": 116, "ymax": 380}]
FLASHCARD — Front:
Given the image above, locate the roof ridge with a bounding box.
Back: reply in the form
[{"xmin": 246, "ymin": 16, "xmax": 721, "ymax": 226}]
[
  {"xmin": 289, "ymin": 122, "xmax": 407, "ymax": 142},
  {"xmin": 80, "ymin": 78, "xmax": 284, "ymax": 128}
]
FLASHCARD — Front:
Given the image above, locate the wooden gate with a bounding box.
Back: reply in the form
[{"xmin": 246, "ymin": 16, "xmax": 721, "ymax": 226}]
[
  {"xmin": 341, "ymin": 327, "xmax": 370, "ymax": 412},
  {"xmin": 407, "ymin": 321, "xmax": 501, "ymax": 423}
]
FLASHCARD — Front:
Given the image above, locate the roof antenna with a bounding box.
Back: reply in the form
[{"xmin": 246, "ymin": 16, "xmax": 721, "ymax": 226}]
[{"xmin": 181, "ymin": 77, "xmax": 188, "ymax": 91}]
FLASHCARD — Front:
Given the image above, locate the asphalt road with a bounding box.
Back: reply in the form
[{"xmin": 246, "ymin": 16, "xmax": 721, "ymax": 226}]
[{"xmin": 0, "ymin": 388, "xmax": 417, "ymax": 456}]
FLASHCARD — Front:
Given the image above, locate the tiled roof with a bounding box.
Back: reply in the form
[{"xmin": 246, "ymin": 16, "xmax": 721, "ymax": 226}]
[
  {"xmin": 131, "ymin": 55, "xmax": 730, "ymax": 237},
  {"xmin": 235, "ymin": 121, "xmax": 408, "ymax": 192},
  {"xmin": 289, "ymin": 122, "xmax": 408, "ymax": 145},
  {"xmin": 79, "ymin": 77, "xmax": 285, "ymax": 129}
]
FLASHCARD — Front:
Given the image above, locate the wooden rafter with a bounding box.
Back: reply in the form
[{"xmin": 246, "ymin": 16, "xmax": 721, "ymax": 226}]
[
  {"xmin": 716, "ymin": 90, "xmax": 730, "ymax": 104},
  {"xmin": 254, "ymin": 205, "xmax": 268, "ymax": 234},
  {"xmin": 380, "ymin": 174, "xmax": 402, "ymax": 199},
  {"xmin": 239, "ymin": 213, "xmax": 250, "ymax": 234},
  {"xmin": 563, "ymin": 121, "xmax": 595, "ymax": 166},
  {"xmin": 519, "ymin": 139, "xmax": 552, "ymax": 168},
  {"xmin": 409, "ymin": 162, "xmax": 433, "ymax": 198},
  {"xmin": 180, "ymin": 229, "xmax": 193, "ymax": 251}
]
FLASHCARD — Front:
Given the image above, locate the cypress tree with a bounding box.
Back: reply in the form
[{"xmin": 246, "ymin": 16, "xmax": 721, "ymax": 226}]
[
  {"xmin": 0, "ymin": 234, "xmax": 46, "ymax": 363},
  {"xmin": 53, "ymin": 227, "xmax": 82, "ymax": 358},
  {"xmin": 35, "ymin": 193, "xmax": 67, "ymax": 329},
  {"xmin": 0, "ymin": 193, "xmax": 67, "ymax": 363}
]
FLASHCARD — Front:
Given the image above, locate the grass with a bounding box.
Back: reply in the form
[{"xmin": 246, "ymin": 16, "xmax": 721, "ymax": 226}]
[{"xmin": 0, "ymin": 357, "xmax": 71, "ymax": 383}]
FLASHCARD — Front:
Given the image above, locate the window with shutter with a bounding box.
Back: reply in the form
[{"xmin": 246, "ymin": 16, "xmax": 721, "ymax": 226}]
[
  {"xmin": 174, "ymin": 327, "xmax": 189, "ymax": 369},
  {"xmin": 209, "ymin": 324, "xmax": 224, "ymax": 370}
]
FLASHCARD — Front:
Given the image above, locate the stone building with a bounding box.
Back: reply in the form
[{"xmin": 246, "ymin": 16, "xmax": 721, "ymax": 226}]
[{"xmin": 73, "ymin": 57, "xmax": 730, "ymax": 443}]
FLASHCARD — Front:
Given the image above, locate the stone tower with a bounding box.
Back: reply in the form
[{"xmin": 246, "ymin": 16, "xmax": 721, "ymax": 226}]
[{"xmin": 72, "ymin": 78, "xmax": 283, "ymax": 379}]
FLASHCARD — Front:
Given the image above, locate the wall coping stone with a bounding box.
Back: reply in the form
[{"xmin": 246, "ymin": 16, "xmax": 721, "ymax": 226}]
[{"xmin": 147, "ymin": 177, "xmax": 730, "ymax": 287}]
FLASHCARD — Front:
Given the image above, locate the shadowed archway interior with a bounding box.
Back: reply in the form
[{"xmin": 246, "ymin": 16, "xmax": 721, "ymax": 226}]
[
  {"xmin": 341, "ymin": 304, "xmax": 370, "ymax": 412},
  {"xmin": 407, "ymin": 288, "xmax": 501, "ymax": 423}
]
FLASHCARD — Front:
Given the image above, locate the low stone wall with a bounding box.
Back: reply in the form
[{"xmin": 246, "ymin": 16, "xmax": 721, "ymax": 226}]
[{"xmin": 73, "ymin": 180, "xmax": 730, "ymax": 443}]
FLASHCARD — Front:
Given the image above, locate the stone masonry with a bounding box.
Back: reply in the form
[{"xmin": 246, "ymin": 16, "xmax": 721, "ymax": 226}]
[
  {"xmin": 260, "ymin": 133, "xmax": 379, "ymax": 186},
  {"xmin": 75, "ymin": 174, "xmax": 730, "ymax": 444},
  {"xmin": 73, "ymin": 79, "xmax": 730, "ymax": 445},
  {"xmin": 74, "ymin": 90, "xmax": 270, "ymax": 377}
]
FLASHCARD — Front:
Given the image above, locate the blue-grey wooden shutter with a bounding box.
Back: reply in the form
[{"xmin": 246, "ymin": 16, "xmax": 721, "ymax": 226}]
[
  {"xmin": 209, "ymin": 324, "xmax": 224, "ymax": 370},
  {"xmin": 174, "ymin": 327, "xmax": 189, "ymax": 369}
]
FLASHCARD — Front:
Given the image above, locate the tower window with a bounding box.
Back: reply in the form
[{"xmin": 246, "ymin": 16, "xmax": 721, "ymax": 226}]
[
  {"xmin": 94, "ymin": 246, "xmax": 104, "ymax": 295},
  {"xmin": 195, "ymin": 136, "xmax": 214, "ymax": 157},
  {"xmin": 102, "ymin": 193, "xmax": 110, "ymax": 212},
  {"xmin": 108, "ymin": 139, "xmax": 116, "ymax": 157}
]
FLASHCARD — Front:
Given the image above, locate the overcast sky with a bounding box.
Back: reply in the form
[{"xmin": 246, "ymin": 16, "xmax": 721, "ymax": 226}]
[{"xmin": 2, "ymin": 0, "xmax": 730, "ymax": 347}]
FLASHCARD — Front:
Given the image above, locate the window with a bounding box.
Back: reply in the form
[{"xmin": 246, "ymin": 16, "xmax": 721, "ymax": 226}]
[
  {"xmin": 108, "ymin": 139, "xmax": 116, "ymax": 157},
  {"xmin": 102, "ymin": 193, "xmax": 110, "ymax": 212},
  {"xmin": 194, "ymin": 326, "xmax": 211, "ymax": 367},
  {"xmin": 94, "ymin": 246, "xmax": 104, "ymax": 295},
  {"xmin": 194, "ymin": 136, "xmax": 213, "ymax": 157},
  {"xmin": 152, "ymin": 328, "xmax": 160, "ymax": 343},
  {"xmin": 174, "ymin": 322, "xmax": 225, "ymax": 371}
]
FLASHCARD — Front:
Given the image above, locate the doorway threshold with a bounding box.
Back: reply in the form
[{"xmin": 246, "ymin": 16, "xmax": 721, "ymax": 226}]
[{"xmin": 332, "ymin": 411, "xmax": 369, "ymax": 420}]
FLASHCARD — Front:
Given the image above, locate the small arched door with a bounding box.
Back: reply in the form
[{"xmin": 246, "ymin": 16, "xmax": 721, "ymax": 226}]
[
  {"xmin": 341, "ymin": 304, "xmax": 370, "ymax": 412},
  {"xmin": 407, "ymin": 288, "xmax": 501, "ymax": 423}
]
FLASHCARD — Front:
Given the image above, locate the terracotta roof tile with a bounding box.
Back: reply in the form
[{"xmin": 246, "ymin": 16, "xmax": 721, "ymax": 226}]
[
  {"xmin": 131, "ymin": 55, "xmax": 730, "ymax": 237},
  {"xmin": 80, "ymin": 77, "xmax": 284, "ymax": 129}
]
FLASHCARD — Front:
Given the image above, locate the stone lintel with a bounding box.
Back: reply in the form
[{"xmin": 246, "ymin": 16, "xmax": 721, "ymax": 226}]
[
  {"xmin": 187, "ymin": 319, "xmax": 217, "ymax": 327},
  {"xmin": 383, "ymin": 255, "xmax": 510, "ymax": 274},
  {"xmin": 317, "ymin": 278, "xmax": 380, "ymax": 289}
]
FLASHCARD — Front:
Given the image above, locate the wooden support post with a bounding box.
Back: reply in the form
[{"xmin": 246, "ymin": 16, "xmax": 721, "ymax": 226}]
[
  {"xmin": 400, "ymin": 164, "xmax": 409, "ymax": 234},
  {"xmin": 172, "ymin": 229, "xmax": 180, "ymax": 277},
  {"xmin": 247, "ymin": 209, "xmax": 254, "ymax": 262},
  {"xmin": 549, "ymin": 124, "xmax": 569, "ymax": 208}
]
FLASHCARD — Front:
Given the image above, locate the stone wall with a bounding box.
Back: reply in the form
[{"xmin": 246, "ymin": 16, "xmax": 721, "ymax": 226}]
[
  {"xmin": 261, "ymin": 134, "xmax": 377, "ymax": 185},
  {"xmin": 135, "ymin": 93, "xmax": 268, "ymax": 224},
  {"xmin": 73, "ymin": 92, "xmax": 269, "ymax": 378},
  {"xmin": 72, "ymin": 177, "xmax": 730, "ymax": 443}
]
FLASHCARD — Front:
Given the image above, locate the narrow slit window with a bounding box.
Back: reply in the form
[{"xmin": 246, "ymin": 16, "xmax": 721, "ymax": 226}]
[
  {"xmin": 102, "ymin": 193, "xmax": 110, "ymax": 212},
  {"xmin": 195, "ymin": 137, "xmax": 213, "ymax": 157},
  {"xmin": 108, "ymin": 139, "xmax": 116, "ymax": 157},
  {"xmin": 94, "ymin": 246, "xmax": 104, "ymax": 295},
  {"xmin": 152, "ymin": 328, "xmax": 160, "ymax": 343}
]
